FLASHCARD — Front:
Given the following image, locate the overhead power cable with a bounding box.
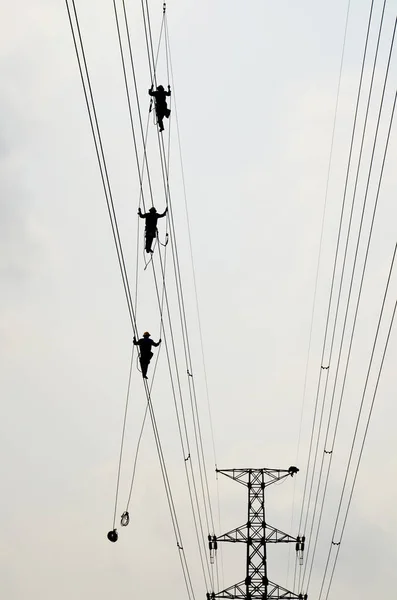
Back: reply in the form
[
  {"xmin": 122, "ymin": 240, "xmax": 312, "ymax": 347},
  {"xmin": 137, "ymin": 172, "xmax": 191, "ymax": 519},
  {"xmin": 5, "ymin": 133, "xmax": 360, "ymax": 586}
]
[
  {"xmin": 65, "ymin": 3, "xmax": 198, "ymax": 598},
  {"xmin": 141, "ymin": 0, "xmax": 216, "ymax": 539},
  {"xmin": 65, "ymin": 0, "xmax": 138, "ymax": 335},
  {"xmin": 288, "ymin": 0, "xmax": 352, "ymax": 588},
  {"xmin": 111, "ymin": 0, "xmax": 168, "ymax": 531},
  {"xmin": 300, "ymin": 5, "xmax": 394, "ymax": 589},
  {"xmin": 319, "ymin": 244, "xmax": 397, "ymax": 599},
  {"xmin": 307, "ymin": 85, "xmax": 397, "ymax": 595},
  {"xmin": 110, "ymin": 0, "xmax": 214, "ymax": 590},
  {"xmin": 297, "ymin": 0, "xmax": 376, "ymax": 539},
  {"xmin": 139, "ymin": 0, "xmax": 216, "ymax": 543},
  {"xmin": 162, "ymin": 13, "xmax": 222, "ymax": 590}
]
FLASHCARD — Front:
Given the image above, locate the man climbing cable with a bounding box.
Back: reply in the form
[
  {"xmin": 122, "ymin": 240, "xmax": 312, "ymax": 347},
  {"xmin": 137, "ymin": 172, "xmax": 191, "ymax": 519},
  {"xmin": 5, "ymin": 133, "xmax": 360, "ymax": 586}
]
[
  {"xmin": 133, "ymin": 332, "xmax": 161, "ymax": 379},
  {"xmin": 138, "ymin": 205, "xmax": 168, "ymax": 253},
  {"xmin": 148, "ymin": 84, "xmax": 171, "ymax": 132}
]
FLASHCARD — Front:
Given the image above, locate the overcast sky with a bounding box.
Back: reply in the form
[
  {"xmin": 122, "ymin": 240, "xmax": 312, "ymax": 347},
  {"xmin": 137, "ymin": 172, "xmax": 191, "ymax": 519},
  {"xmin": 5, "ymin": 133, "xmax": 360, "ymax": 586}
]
[{"xmin": 1, "ymin": 1, "xmax": 397, "ymax": 599}]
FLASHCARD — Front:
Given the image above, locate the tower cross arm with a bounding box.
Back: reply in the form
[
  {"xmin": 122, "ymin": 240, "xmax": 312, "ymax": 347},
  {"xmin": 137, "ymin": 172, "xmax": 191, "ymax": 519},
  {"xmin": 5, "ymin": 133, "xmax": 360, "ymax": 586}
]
[
  {"xmin": 216, "ymin": 523, "xmax": 298, "ymax": 544},
  {"xmin": 213, "ymin": 580, "xmax": 306, "ymax": 600},
  {"xmin": 267, "ymin": 581, "xmax": 307, "ymax": 599}
]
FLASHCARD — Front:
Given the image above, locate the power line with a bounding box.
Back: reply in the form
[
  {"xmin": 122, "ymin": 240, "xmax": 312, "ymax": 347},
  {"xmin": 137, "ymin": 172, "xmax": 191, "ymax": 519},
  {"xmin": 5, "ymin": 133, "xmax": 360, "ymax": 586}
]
[
  {"xmin": 138, "ymin": 1, "xmax": 217, "ymax": 559},
  {"xmin": 142, "ymin": 0, "xmax": 216, "ymax": 537},
  {"xmin": 65, "ymin": 0, "xmax": 138, "ymax": 334},
  {"xmin": 110, "ymin": 1, "xmax": 216, "ymax": 589},
  {"xmin": 163, "ymin": 10, "xmax": 218, "ymax": 469},
  {"xmin": 65, "ymin": 3, "xmax": 199, "ymax": 597},
  {"xmin": 296, "ymin": 11, "xmax": 377, "ymax": 588},
  {"xmin": 307, "ymin": 85, "xmax": 397, "ymax": 595},
  {"xmin": 287, "ymin": 0, "xmax": 352, "ymax": 587},
  {"xmin": 300, "ymin": 5, "xmax": 394, "ymax": 588},
  {"xmin": 111, "ymin": 2, "xmax": 168, "ymax": 529},
  {"xmin": 320, "ymin": 248, "xmax": 397, "ymax": 599},
  {"xmin": 162, "ymin": 26, "xmax": 221, "ymax": 588}
]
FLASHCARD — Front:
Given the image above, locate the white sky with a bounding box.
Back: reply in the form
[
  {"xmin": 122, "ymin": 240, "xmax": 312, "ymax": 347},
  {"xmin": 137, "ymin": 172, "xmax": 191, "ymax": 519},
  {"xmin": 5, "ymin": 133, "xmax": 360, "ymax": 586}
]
[{"xmin": 1, "ymin": 1, "xmax": 397, "ymax": 599}]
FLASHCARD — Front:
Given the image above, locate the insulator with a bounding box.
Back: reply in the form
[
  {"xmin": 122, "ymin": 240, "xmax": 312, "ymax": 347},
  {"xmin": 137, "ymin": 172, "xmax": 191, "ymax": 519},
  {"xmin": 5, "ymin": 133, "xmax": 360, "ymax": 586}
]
[
  {"xmin": 214, "ymin": 541, "xmax": 218, "ymax": 551},
  {"xmin": 107, "ymin": 529, "xmax": 118, "ymax": 543},
  {"xmin": 302, "ymin": 535, "xmax": 306, "ymax": 542},
  {"xmin": 288, "ymin": 466, "xmax": 299, "ymax": 476},
  {"xmin": 206, "ymin": 593, "xmax": 210, "ymax": 600},
  {"xmin": 120, "ymin": 511, "xmax": 129, "ymax": 527},
  {"xmin": 295, "ymin": 542, "xmax": 299, "ymax": 552}
]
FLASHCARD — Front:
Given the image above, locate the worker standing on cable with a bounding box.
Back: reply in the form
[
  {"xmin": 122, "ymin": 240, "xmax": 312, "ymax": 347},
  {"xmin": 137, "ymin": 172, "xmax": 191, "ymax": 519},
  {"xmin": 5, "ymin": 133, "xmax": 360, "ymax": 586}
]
[
  {"xmin": 138, "ymin": 205, "xmax": 168, "ymax": 253},
  {"xmin": 133, "ymin": 332, "xmax": 161, "ymax": 379},
  {"xmin": 148, "ymin": 84, "xmax": 171, "ymax": 132}
]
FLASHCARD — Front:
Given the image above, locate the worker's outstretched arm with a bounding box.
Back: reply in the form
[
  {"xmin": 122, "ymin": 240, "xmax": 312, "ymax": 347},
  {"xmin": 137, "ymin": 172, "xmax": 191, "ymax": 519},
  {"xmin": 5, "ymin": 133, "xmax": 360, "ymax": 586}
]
[
  {"xmin": 138, "ymin": 208, "xmax": 146, "ymax": 218},
  {"xmin": 133, "ymin": 337, "xmax": 139, "ymax": 346},
  {"xmin": 165, "ymin": 86, "xmax": 171, "ymax": 97},
  {"xmin": 158, "ymin": 207, "xmax": 168, "ymax": 218},
  {"xmin": 148, "ymin": 86, "xmax": 154, "ymax": 96},
  {"xmin": 152, "ymin": 339, "xmax": 161, "ymax": 347}
]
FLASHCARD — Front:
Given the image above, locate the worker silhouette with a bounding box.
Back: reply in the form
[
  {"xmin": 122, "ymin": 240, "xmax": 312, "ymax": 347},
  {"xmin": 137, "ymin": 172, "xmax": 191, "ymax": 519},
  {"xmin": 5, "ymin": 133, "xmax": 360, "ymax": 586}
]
[
  {"xmin": 138, "ymin": 206, "xmax": 168, "ymax": 253},
  {"xmin": 133, "ymin": 332, "xmax": 161, "ymax": 379},
  {"xmin": 148, "ymin": 84, "xmax": 171, "ymax": 132}
]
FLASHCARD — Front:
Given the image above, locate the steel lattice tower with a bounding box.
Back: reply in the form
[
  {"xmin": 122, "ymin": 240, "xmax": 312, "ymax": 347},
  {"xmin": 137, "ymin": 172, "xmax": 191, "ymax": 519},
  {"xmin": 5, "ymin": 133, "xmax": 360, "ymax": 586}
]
[{"xmin": 208, "ymin": 467, "xmax": 307, "ymax": 600}]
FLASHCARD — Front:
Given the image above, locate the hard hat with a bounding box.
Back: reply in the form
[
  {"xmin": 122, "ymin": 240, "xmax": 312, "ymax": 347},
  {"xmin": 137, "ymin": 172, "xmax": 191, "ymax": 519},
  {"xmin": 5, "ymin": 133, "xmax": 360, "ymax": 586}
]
[
  {"xmin": 149, "ymin": 207, "xmax": 156, "ymax": 213},
  {"xmin": 157, "ymin": 85, "xmax": 164, "ymax": 91},
  {"xmin": 143, "ymin": 331, "xmax": 150, "ymax": 337}
]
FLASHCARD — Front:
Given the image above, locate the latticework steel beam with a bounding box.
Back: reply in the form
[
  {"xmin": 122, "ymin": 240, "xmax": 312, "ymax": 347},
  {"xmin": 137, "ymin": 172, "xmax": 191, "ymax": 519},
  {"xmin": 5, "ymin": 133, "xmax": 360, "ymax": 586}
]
[{"xmin": 211, "ymin": 467, "xmax": 305, "ymax": 600}]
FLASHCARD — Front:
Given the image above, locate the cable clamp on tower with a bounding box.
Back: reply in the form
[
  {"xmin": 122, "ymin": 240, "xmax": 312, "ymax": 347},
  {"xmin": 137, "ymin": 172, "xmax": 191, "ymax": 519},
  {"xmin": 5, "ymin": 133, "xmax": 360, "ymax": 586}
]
[
  {"xmin": 208, "ymin": 534, "xmax": 217, "ymax": 564},
  {"xmin": 295, "ymin": 535, "xmax": 305, "ymax": 566}
]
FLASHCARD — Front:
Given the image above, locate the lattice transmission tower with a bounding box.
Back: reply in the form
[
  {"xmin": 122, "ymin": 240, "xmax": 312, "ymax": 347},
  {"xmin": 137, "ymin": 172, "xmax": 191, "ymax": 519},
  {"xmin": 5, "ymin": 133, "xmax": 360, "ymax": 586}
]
[{"xmin": 207, "ymin": 467, "xmax": 307, "ymax": 600}]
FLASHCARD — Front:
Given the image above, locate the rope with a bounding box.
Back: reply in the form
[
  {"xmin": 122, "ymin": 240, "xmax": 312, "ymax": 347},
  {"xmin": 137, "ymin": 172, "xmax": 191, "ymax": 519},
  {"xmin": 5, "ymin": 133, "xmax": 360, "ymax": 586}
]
[{"xmin": 110, "ymin": 0, "xmax": 166, "ymax": 533}]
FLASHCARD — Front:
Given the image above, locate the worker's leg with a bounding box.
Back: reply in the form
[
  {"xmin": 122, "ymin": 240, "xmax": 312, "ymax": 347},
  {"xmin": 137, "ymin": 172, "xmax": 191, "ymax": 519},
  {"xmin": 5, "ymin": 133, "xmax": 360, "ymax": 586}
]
[
  {"xmin": 145, "ymin": 233, "xmax": 155, "ymax": 253},
  {"xmin": 140, "ymin": 352, "xmax": 153, "ymax": 379},
  {"xmin": 156, "ymin": 109, "xmax": 165, "ymax": 131},
  {"xmin": 140, "ymin": 358, "xmax": 149, "ymax": 379}
]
